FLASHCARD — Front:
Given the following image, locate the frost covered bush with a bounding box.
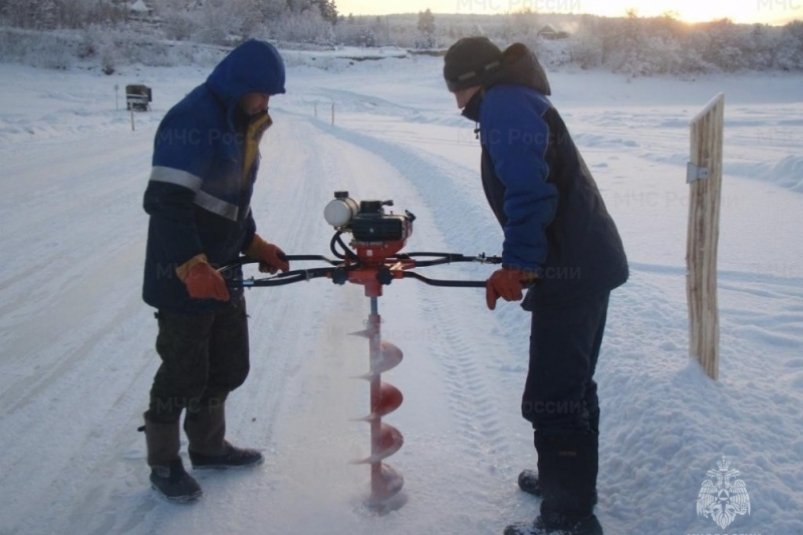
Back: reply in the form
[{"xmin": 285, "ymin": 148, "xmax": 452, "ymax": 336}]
[
  {"xmin": 0, "ymin": 27, "xmax": 76, "ymax": 69},
  {"xmin": 776, "ymin": 21, "xmax": 803, "ymax": 71},
  {"xmin": 556, "ymin": 13, "xmax": 803, "ymax": 75},
  {"xmin": 569, "ymin": 32, "xmax": 603, "ymax": 69},
  {"xmin": 0, "ymin": 0, "xmax": 126, "ymax": 29},
  {"xmin": 161, "ymin": 11, "xmax": 194, "ymax": 42},
  {"xmin": 80, "ymin": 25, "xmax": 117, "ymax": 73},
  {"xmin": 335, "ymin": 15, "xmax": 387, "ymax": 47},
  {"xmin": 271, "ymin": 10, "xmax": 333, "ymax": 45}
]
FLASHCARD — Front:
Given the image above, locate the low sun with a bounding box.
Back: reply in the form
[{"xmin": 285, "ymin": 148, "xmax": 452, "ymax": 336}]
[
  {"xmin": 620, "ymin": 0, "xmax": 788, "ymax": 24},
  {"xmin": 660, "ymin": 2, "xmax": 751, "ymax": 23},
  {"xmin": 336, "ymin": 0, "xmax": 800, "ymax": 24}
]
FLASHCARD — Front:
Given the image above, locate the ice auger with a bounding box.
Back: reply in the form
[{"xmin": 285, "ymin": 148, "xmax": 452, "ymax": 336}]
[{"xmin": 221, "ymin": 191, "xmax": 501, "ymax": 509}]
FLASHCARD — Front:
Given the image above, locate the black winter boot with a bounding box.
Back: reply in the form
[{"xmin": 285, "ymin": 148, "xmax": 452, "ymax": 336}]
[
  {"xmin": 184, "ymin": 398, "xmax": 263, "ymax": 469},
  {"xmin": 150, "ymin": 458, "xmax": 203, "ymax": 503},
  {"xmin": 506, "ymin": 431, "xmax": 601, "ymax": 534},
  {"xmin": 537, "ymin": 430, "xmax": 598, "ymax": 518},
  {"xmin": 517, "ymin": 469, "xmax": 542, "ymax": 497},
  {"xmin": 144, "ymin": 416, "xmax": 202, "ymax": 503},
  {"xmin": 189, "ymin": 440, "xmax": 264, "ymax": 469},
  {"xmin": 517, "ymin": 463, "xmax": 598, "ymax": 500},
  {"xmin": 504, "ymin": 514, "xmax": 602, "ymax": 535}
]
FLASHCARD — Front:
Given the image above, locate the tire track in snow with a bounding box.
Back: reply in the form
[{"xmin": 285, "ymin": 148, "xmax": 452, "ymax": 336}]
[
  {"xmin": 0, "ymin": 284, "xmax": 159, "ymax": 535},
  {"xmin": 0, "ymin": 124, "xmax": 171, "ymax": 535},
  {"xmin": 298, "ymin": 115, "xmax": 534, "ymax": 528}
]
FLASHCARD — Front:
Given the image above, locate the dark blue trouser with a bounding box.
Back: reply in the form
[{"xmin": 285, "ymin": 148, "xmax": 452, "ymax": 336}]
[
  {"xmin": 522, "ymin": 291, "xmax": 610, "ymax": 525},
  {"xmin": 147, "ymin": 295, "xmax": 250, "ymax": 424},
  {"xmin": 522, "ymin": 291, "xmax": 608, "ymax": 432}
]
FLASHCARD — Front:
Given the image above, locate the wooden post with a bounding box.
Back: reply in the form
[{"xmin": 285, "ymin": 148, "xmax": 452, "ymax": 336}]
[
  {"xmin": 331, "ymin": 102, "xmax": 335, "ymax": 126},
  {"xmin": 686, "ymin": 93, "xmax": 724, "ymax": 380}
]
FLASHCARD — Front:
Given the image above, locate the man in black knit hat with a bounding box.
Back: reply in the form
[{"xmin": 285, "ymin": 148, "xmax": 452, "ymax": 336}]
[{"xmin": 443, "ymin": 36, "xmax": 629, "ymax": 535}]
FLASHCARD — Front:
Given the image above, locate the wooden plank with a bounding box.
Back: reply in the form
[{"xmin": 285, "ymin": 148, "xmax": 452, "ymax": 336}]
[{"xmin": 687, "ymin": 93, "xmax": 724, "ymax": 380}]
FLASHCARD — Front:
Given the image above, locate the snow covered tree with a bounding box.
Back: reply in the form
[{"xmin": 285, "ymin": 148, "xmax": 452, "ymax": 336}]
[
  {"xmin": 0, "ymin": 0, "xmax": 39, "ymax": 28},
  {"xmin": 417, "ymin": 8, "xmax": 435, "ymax": 48},
  {"xmin": 569, "ymin": 16, "xmax": 604, "ymax": 69},
  {"xmin": 257, "ymin": 0, "xmax": 286, "ymax": 19},
  {"xmin": 0, "ymin": 0, "xmax": 126, "ymax": 29},
  {"xmin": 615, "ymin": 9, "xmax": 647, "ymax": 75},
  {"xmin": 746, "ymin": 24, "xmax": 780, "ymax": 69},
  {"xmin": 504, "ymin": 7, "xmax": 539, "ymax": 46},
  {"xmin": 312, "ymin": 0, "xmax": 337, "ymax": 25},
  {"xmin": 693, "ymin": 19, "xmax": 739, "ymax": 71},
  {"xmin": 272, "ymin": 7, "xmax": 333, "ymax": 44},
  {"xmin": 371, "ymin": 16, "xmax": 389, "ymax": 46},
  {"xmin": 776, "ymin": 21, "xmax": 803, "ymax": 71},
  {"xmin": 334, "ymin": 11, "xmax": 376, "ymax": 46}
]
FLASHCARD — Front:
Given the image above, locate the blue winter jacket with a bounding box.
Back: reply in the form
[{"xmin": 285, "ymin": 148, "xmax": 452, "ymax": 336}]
[
  {"xmin": 480, "ymin": 84, "xmax": 558, "ymax": 272},
  {"xmin": 142, "ymin": 39, "xmax": 285, "ymax": 312},
  {"xmin": 474, "ymin": 51, "xmax": 628, "ymax": 307}
]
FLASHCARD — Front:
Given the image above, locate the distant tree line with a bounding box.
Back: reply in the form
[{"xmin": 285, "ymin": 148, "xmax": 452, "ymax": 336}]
[
  {"xmin": 0, "ymin": 0, "xmax": 339, "ymax": 43},
  {"xmin": 0, "ymin": 0, "xmax": 129, "ymax": 28},
  {"xmin": 334, "ymin": 9, "xmax": 803, "ymax": 73},
  {"xmin": 563, "ymin": 13, "xmax": 803, "ymax": 74},
  {"xmin": 1, "ymin": 1, "xmax": 801, "ymax": 73}
]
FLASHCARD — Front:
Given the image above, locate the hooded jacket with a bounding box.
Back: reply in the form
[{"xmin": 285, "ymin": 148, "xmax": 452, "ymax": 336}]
[
  {"xmin": 468, "ymin": 44, "xmax": 628, "ymax": 307},
  {"xmin": 142, "ymin": 39, "xmax": 285, "ymax": 312}
]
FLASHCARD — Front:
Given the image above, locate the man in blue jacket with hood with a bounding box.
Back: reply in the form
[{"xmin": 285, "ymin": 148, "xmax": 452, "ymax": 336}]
[
  {"xmin": 444, "ymin": 37, "xmax": 629, "ymax": 535},
  {"xmin": 141, "ymin": 39, "xmax": 289, "ymax": 502}
]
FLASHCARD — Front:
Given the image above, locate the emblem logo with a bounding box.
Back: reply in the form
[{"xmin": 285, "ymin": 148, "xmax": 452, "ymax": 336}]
[{"xmin": 696, "ymin": 456, "xmax": 751, "ymax": 529}]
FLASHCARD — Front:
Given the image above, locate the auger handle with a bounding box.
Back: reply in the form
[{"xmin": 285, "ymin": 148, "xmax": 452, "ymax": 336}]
[
  {"xmin": 218, "ymin": 255, "xmax": 341, "ymax": 271},
  {"xmin": 399, "ymin": 271, "xmax": 486, "ymax": 288},
  {"xmin": 219, "ymin": 252, "xmax": 502, "ymax": 289},
  {"xmin": 399, "ymin": 252, "xmax": 502, "ymax": 264}
]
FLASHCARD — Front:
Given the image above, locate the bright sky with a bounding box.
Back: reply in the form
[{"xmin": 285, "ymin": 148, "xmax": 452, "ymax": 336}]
[{"xmin": 336, "ymin": 0, "xmax": 803, "ymax": 24}]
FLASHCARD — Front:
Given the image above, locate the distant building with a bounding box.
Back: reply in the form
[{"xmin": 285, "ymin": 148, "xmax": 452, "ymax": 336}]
[
  {"xmin": 129, "ymin": 0, "xmax": 152, "ymax": 16},
  {"xmin": 537, "ymin": 24, "xmax": 570, "ymax": 40}
]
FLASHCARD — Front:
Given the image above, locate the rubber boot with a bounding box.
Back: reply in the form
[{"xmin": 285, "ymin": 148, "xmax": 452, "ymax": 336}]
[
  {"xmin": 144, "ymin": 415, "xmax": 202, "ymax": 503},
  {"xmin": 184, "ymin": 398, "xmax": 263, "ymax": 469}
]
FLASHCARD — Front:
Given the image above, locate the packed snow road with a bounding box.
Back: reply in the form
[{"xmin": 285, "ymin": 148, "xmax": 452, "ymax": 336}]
[
  {"xmin": 0, "ymin": 83, "xmax": 529, "ymax": 535},
  {"xmin": 0, "ymin": 57, "xmax": 802, "ymax": 535}
]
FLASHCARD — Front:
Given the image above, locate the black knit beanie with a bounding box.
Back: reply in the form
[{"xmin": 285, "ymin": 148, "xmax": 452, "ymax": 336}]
[{"xmin": 443, "ymin": 36, "xmax": 503, "ymax": 92}]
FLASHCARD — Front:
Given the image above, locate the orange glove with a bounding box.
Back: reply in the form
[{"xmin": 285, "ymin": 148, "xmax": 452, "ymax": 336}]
[
  {"xmin": 179, "ymin": 257, "xmax": 230, "ymax": 301},
  {"xmin": 245, "ymin": 234, "xmax": 290, "ymax": 274},
  {"xmin": 485, "ymin": 268, "xmax": 537, "ymax": 310}
]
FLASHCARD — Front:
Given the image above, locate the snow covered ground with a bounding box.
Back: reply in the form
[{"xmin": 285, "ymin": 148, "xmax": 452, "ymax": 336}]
[{"xmin": 0, "ymin": 53, "xmax": 801, "ymax": 535}]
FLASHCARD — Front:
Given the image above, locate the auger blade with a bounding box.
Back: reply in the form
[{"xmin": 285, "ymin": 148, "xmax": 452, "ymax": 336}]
[
  {"xmin": 353, "ymin": 383, "xmax": 404, "ymax": 421},
  {"xmin": 369, "ymin": 462, "xmax": 405, "ymax": 503},
  {"xmin": 349, "ymin": 328, "xmax": 372, "ymax": 339},
  {"xmin": 371, "ymin": 422, "xmax": 404, "ymax": 462},
  {"xmin": 352, "ymin": 383, "xmax": 404, "ymax": 422},
  {"xmin": 355, "ymin": 297, "xmax": 406, "ymax": 510},
  {"xmin": 371, "ymin": 341, "xmax": 403, "ymax": 374},
  {"xmin": 372, "ymin": 382, "xmax": 403, "ymax": 418},
  {"xmin": 353, "ymin": 423, "xmax": 404, "ymax": 464}
]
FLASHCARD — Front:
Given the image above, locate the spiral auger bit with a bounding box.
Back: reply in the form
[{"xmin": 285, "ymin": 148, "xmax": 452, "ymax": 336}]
[
  {"xmin": 352, "ymin": 297, "xmax": 406, "ymax": 510},
  {"xmin": 221, "ymin": 191, "xmax": 502, "ymax": 511}
]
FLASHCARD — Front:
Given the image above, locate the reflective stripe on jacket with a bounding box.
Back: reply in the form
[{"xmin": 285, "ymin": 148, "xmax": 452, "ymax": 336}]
[{"xmin": 142, "ymin": 40, "xmax": 284, "ymax": 312}]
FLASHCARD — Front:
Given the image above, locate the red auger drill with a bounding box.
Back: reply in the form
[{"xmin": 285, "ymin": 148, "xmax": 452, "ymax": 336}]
[{"xmin": 224, "ymin": 191, "xmax": 501, "ymax": 510}]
